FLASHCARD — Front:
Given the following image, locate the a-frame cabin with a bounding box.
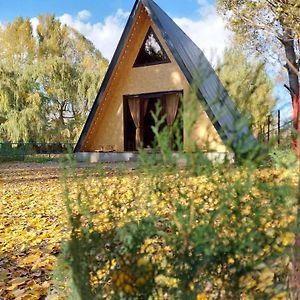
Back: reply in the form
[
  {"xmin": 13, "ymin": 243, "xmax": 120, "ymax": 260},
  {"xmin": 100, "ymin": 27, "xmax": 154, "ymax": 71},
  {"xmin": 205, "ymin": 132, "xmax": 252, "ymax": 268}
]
[{"xmin": 75, "ymin": 0, "xmax": 256, "ymax": 161}]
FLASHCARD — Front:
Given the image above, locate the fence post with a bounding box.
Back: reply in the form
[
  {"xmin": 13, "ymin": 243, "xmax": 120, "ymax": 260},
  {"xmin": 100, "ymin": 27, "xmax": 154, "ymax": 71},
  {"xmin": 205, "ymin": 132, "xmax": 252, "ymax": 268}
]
[
  {"xmin": 277, "ymin": 110, "xmax": 280, "ymax": 145},
  {"xmin": 267, "ymin": 115, "xmax": 271, "ymax": 142}
]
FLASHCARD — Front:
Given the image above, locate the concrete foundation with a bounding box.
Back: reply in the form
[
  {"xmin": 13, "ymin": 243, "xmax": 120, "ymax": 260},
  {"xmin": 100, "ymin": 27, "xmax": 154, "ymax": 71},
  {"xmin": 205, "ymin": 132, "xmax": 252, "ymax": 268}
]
[
  {"xmin": 75, "ymin": 151, "xmax": 234, "ymax": 164},
  {"xmin": 75, "ymin": 152, "xmax": 139, "ymax": 163}
]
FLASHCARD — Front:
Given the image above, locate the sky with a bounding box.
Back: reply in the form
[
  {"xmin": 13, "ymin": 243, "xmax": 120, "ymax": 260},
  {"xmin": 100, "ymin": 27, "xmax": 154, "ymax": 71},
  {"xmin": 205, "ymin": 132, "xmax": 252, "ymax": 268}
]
[
  {"xmin": 0, "ymin": 0, "xmax": 203, "ymax": 23},
  {"xmin": 0, "ymin": 0, "xmax": 229, "ymax": 61},
  {"xmin": 0, "ymin": 0, "xmax": 292, "ymax": 121}
]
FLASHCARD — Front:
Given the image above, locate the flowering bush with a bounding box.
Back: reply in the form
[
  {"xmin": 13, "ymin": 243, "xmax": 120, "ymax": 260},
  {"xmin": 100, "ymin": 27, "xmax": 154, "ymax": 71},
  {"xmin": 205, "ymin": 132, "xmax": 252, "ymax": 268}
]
[{"xmin": 58, "ymin": 157, "xmax": 296, "ymax": 299}]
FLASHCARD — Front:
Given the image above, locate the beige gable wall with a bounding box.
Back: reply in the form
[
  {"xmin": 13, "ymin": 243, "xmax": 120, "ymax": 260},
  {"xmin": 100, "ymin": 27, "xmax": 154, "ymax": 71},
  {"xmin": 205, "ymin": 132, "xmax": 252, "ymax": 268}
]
[{"xmin": 81, "ymin": 5, "xmax": 227, "ymax": 153}]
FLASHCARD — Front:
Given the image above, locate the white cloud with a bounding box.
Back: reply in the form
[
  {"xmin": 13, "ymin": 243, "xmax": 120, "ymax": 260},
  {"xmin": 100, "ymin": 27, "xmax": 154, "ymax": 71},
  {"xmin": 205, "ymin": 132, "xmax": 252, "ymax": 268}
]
[
  {"xmin": 174, "ymin": 0, "xmax": 231, "ymax": 64},
  {"xmin": 58, "ymin": 9, "xmax": 129, "ymax": 60},
  {"xmin": 53, "ymin": 1, "xmax": 230, "ymax": 63},
  {"xmin": 77, "ymin": 10, "xmax": 91, "ymax": 21}
]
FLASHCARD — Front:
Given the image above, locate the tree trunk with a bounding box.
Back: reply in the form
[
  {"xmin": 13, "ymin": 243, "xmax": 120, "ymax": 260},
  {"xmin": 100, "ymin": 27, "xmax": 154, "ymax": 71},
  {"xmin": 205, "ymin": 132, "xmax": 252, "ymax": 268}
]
[
  {"xmin": 59, "ymin": 102, "xmax": 66, "ymax": 127},
  {"xmin": 289, "ymin": 171, "xmax": 300, "ymax": 300},
  {"xmin": 281, "ymin": 30, "xmax": 300, "ymax": 299},
  {"xmin": 59, "ymin": 108, "xmax": 65, "ymax": 126},
  {"xmin": 281, "ymin": 33, "xmax": 299, "ymax": 148},
  {"xmin": 292, "ymin": 93, "xmax": 300, "ymax": 156}
]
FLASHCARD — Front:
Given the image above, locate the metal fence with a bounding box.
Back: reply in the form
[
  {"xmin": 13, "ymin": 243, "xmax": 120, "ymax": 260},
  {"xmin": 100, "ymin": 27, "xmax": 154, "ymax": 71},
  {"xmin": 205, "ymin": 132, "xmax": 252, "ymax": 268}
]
[
  {"xmin": 0, "ymin": 142, "xmax": 75, "ymax": 161},
  {"xmin": 260, "ymin": 110, "xmax": 293, "ymax": 146}
]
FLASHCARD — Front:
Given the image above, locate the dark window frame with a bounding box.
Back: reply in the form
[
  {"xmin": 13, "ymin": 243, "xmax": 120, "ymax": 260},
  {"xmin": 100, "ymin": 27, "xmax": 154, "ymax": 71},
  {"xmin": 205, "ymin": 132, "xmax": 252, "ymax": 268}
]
[{"xmin": 133, "ymin": 26, "xmax": 171, "ymax": 68}]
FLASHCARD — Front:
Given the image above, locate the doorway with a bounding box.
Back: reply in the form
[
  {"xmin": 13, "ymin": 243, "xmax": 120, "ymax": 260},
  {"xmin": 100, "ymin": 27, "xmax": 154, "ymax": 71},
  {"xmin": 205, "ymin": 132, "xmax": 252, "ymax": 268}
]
[{"xmin": 123, "ymin": 91, "xmax": 183, "ymax": 151}]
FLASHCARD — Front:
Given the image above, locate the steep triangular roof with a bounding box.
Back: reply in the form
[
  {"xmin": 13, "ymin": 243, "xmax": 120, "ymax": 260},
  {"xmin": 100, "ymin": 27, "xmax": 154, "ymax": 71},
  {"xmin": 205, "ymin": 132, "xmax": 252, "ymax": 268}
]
[{"xmin": 75, "ymin": 0, "xmax": 256, "ymax": 154}]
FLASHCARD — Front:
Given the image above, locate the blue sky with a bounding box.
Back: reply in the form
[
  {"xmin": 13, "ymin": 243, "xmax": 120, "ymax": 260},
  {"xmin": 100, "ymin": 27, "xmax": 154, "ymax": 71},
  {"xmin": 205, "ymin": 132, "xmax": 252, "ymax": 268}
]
[
  {"xmin": 2, "ymin": 0, "xmax": 226, "ymax": 62},
  {"xmin": 0, "ymin": 0, "xmax": 208, "ymax": 23},
  {"xmin": 0, "ymin": 0, "xmax": 292, "ymax": 120}
]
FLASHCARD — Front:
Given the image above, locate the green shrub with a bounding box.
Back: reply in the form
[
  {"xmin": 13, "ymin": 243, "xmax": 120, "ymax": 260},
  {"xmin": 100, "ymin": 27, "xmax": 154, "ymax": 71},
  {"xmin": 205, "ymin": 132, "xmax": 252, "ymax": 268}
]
[{"xmin": 56, "ymin": 156, "xmax": 295, "ymax": 299}]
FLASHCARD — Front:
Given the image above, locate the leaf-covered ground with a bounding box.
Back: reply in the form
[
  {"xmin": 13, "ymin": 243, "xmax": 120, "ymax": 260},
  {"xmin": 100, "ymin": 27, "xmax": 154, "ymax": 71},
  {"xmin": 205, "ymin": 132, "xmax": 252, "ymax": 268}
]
[
  {"xmin": 0, "ymin": 162, "xmax": 131, "ymax": 299},
  {"xmin": 0, "ymin": 163, "xmax": 67, "ymax": 299},
  {"xmin": 0, "ymin": 162, "xmax": 297, "ymax": 299}
]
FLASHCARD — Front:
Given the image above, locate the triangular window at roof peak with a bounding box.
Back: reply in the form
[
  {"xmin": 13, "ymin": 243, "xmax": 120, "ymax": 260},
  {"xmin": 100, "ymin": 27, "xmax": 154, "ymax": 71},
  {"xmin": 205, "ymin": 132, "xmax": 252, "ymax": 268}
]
[{"xmin": 133, "ymin": 26, "xmax": 171, "ymax": 67}]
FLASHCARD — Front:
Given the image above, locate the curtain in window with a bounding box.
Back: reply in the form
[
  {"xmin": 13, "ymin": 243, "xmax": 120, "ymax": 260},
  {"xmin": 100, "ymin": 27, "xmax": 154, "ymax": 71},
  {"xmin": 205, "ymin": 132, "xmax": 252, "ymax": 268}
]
[
  {"xmin": 163, "ymin": 93, "xmax": 180, "ymax": 126},
  {"xmin": 128, "ymin": 98, "xmax": 149, "ymax": 148}
]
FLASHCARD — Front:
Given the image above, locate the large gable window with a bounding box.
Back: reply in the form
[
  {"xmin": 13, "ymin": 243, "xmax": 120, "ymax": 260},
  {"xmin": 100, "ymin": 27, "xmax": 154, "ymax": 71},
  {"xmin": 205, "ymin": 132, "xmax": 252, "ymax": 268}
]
[{"xmin": 133, "ymin": 27, "xmax": 170, "ymax": 67}]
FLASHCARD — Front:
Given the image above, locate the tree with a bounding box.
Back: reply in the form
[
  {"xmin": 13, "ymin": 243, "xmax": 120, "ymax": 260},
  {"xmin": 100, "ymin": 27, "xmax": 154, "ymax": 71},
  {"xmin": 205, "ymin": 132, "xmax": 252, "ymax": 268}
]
[
  {"xmin": 217, "ymin": 47, "xmax": 275, "ymax": 138},
  {"xmin": 0, "ymin": 16, "xmax": 108, "ymax": 143},
  {"xmin": 217, "ymin": 1, "xmax": 300, "ymax": 296},
  {"xmin": 36, "ymin": 15, "xmax": 109, "ymax": 143},
  {"xmin": 217, "ymin": 0, "xmax": 299, "ymax": 151},
  {"xmin": 0, "ymin": 18, "xmax": 45, "ymax": 142}
]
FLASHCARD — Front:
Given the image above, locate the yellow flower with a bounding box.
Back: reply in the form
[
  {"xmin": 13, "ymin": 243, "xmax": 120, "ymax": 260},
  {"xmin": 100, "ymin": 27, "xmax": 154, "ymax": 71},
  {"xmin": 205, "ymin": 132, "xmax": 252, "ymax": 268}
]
[
  {"xmin": 256, "ymin": 268, "xmax": 274, "ymax": 292},
  {"xmin": 239, "ymin": 274, "xmax": 257, "ymax": 289},
  {"xmin": 281, "ymin": 232, "xmax": 295, "ymax": 246},
  {"xmin": 228, "ymin": 257, "xmax": 235, "ymax": 265},
  {"xmin": 197, "ymin": 293, "xmax": 208, "ymax": 300},
  {"xmin": 124, "ymin": 284, "xmax": 134, "ymax": 295}
]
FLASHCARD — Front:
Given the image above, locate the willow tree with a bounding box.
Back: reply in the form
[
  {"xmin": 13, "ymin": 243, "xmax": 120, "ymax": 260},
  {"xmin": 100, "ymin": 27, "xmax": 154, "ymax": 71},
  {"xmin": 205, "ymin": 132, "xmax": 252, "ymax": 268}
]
[
  {"xmin": 217, "ymin": 47, "xmax": 275, "ymax": 138},
  {"xmin": 0, "ymin": 16, "xmax": 108, "ymax": 143},
  {"xmin": 217, "ymin": 0, "xmax": 300, "ymax": 296},
  {"xmin": 0, "ymin": 18, "xmax": 45, "ymax": 142},
  {"xmin": 36, "ymin": 16, "xmax": 108, "ymax": 143}
]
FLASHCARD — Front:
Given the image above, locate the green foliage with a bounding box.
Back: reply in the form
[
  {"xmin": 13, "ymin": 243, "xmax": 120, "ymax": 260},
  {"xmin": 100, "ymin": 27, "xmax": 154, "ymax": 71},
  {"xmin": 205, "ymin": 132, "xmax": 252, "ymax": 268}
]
[
  {"xmin": 0, "ymin": 16, "xmax": 108, "ymax": 143},
  {"xmin": 216, "ymin": 0, "xmax": 299, "ymax": 113},
  {"xmin": 58, "ymin": 158, "xmax": 295, "ymax": 299},
  {"xmin": 217, "ymin": 46, "xmax": 275, "ymax": 136},
  {"xmin": 0, "ymin": 19, "xmax": 45, "ymax": 143},
  {"xmin": 216, "ymin": 0, "xmax": 300, "ymax": 54},
  {"xmin": 269, "ymin": 148, "xmax": 298, "ymax": 170}
]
